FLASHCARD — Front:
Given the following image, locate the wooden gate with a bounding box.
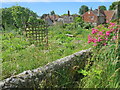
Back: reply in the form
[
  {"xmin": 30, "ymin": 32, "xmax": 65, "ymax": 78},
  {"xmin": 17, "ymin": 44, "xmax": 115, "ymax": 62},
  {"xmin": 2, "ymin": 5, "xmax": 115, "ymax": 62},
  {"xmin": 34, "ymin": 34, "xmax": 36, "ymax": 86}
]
[{"xmin": 24, "ymin": 22, "xmax": 48, "ymax": 47}]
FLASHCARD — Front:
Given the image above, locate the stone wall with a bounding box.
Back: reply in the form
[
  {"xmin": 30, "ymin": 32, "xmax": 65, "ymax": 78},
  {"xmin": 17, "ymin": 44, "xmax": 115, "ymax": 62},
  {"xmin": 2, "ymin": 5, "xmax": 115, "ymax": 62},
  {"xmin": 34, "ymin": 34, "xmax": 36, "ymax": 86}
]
[{"xmin": 0, "ymin": 48, "xmax": 91, "ymax": 89}]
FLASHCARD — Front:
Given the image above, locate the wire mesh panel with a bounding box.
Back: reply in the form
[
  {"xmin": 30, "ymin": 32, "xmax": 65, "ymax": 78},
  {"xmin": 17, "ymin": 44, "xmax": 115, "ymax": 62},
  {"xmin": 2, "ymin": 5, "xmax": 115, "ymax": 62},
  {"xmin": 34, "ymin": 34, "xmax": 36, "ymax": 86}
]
[{"xmin": 24, "ymin": 22, "xmax": 48, "ymax": 48}]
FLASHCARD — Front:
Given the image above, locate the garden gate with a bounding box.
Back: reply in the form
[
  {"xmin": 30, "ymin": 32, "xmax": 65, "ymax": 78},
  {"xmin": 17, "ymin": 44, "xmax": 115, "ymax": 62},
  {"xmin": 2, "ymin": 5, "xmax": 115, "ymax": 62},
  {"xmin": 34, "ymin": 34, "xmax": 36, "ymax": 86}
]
[{"xmin": 24, "ymin": 22, "xmax": 48, "ymax": 47}]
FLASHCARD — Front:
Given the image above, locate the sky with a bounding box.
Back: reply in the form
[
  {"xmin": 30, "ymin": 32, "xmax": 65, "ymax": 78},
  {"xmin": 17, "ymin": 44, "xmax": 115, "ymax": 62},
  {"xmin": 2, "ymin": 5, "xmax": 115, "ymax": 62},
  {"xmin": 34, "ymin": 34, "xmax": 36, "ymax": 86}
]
[{"xmin": 1, "ymin": 0, "xmax": 118, "ymax": 16}]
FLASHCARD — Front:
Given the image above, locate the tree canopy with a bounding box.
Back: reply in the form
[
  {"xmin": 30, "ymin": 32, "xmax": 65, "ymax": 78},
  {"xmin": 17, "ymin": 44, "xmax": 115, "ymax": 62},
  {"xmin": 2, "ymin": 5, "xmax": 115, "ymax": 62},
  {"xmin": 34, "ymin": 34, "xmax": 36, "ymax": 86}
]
[
  {"xmin": 1, "ymin": 6, "xmax": 44, "ymax": 30},
  {"xmin": 109, "ymin": 1, "xmax": 120, "ymax": 10},
  {"xmin": 79, "ymin": 5, "xmax": 89, "ymax": 15},
  {"xmin": 99, "ymin": 5, "xmax": 107, "ymax": 10},
  {"xmin": 50, "ymin": 10, "xmax": 55, "ymax": 15}
]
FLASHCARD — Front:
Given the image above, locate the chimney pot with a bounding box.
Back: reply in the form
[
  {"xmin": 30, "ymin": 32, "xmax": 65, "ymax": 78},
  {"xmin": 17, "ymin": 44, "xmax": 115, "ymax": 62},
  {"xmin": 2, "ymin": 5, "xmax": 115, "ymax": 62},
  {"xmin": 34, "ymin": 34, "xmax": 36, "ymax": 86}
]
[
  {"xmin": 98, "ymin": 6, "xmax": 101, "ymax": 16},
  {"xmin": 68, "ymin": 10, "xmax": 70, "ymax": 16}
]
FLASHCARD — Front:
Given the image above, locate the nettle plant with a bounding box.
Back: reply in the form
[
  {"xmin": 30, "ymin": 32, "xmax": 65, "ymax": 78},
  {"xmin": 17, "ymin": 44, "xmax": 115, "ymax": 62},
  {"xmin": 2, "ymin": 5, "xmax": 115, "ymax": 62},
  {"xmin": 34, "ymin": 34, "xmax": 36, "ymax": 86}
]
[{"xmin": 88, "ymin": 22, "xmax": 118, "ymax": 48}]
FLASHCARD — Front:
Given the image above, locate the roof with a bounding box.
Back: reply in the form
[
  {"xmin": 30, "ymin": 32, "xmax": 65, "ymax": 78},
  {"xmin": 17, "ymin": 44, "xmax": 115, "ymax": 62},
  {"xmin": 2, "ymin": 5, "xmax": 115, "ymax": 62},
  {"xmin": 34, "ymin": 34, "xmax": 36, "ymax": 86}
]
[
  {"xmin": 92, "ymin": 9, "xmax": 105, "ymax": 16},
  {"xmin": 44, "ymin": 14, "xmax": 60, "ymax": 21},
  {"xmin": 103, "ymin": 10, "xmax": 115, "ymax": 22},
  {"xmin": 82, "ymin": 9, "xmax": 116, "ymax": 22},
  {"xmin": 49, "ymin": 15, "xmax": 60, "ymax": 20}
]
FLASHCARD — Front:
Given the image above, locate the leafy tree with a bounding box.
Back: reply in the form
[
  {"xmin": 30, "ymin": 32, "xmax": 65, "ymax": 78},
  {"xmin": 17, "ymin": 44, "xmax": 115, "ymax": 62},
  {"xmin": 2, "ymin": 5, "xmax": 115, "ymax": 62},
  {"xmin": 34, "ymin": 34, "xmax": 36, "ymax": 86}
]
[
  {"xmin": 109, "ymin": 1, "xmax": 120, "ymax": 22},
  {"xmin": 74, "ymin": 16, "xmax": 83, "ymax": 22},
  {"xmin": 2, "ymin": 6, "xmax": 38, "ymax": 30},
  {"xmin": 50, "ymin": 10, "xmax": 55, "ymax": 15},
  {"xmin": 79, "ymin": 5, "xmax": 89, "ymax": 15},
  {"xmin": 74, "ymin": 16, "xmax": 84, "ymax": 28},
  {"xmin": 11, "ymin": 6, "xmax": 38, "ymax": 28},
  {"xmin": 100, "ymin": 5, "xmax": 107, "ymax": 10},
  {"xmin": 1, "ymin": 8, "xmax": 14, "ymax": 30},
  {"xmin": 109, "ymin": 1, "xmax": 120, "ymax": 10}
]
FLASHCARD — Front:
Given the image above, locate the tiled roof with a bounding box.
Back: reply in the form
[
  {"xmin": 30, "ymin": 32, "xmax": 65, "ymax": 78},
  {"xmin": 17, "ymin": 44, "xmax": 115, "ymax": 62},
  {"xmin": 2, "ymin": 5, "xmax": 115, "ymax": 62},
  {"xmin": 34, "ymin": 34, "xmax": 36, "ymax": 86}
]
[
  {"xmin": 44, "ymin": 15, "xmax": 60, "ymax": 20},
  {"xmin": 49, "ymin": 15, "xmax": 60, "ymax": 20},
  {"xmin": 104, "ymin": 10, "xmax": 115, "ymax": 22}
]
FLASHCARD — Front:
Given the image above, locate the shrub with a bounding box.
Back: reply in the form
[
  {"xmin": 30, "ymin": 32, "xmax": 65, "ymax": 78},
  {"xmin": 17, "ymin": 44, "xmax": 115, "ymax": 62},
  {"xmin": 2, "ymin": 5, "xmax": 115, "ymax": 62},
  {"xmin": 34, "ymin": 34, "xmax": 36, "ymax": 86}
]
[
  {"xmin": 88, "ymin": 22, "xmax": 118, "ymax": 48},
  {"xmin": 78, "ymin": 22, "xmax": 120, "ymax": 88}
]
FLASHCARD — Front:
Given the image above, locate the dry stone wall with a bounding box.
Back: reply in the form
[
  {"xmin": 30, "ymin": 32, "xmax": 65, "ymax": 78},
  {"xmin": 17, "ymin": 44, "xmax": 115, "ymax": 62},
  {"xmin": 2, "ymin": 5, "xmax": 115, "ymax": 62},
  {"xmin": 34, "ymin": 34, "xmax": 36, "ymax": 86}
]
[{"xmin": 0, "ymin": 48, "xmax": 91, "ymax": 89}]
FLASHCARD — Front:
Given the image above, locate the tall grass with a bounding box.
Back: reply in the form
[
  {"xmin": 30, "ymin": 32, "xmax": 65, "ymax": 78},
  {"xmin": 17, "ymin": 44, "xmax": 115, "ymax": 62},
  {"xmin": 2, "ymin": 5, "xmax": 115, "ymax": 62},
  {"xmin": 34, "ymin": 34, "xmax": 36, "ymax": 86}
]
[
  {"xmin": 1, "ymin": 25, "xmax": 92, "ymax": 79},
  {"xmin": 78, "ymin": 36, "xmax": 120, "ymax": 88}
]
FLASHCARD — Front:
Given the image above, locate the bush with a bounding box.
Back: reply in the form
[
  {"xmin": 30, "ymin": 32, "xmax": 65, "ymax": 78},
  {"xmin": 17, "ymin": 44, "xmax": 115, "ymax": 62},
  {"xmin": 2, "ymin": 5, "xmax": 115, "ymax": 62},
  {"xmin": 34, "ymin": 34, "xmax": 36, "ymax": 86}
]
[
  {"xmin": 78, "ymin": 22, "xmax": 120, "ymax": 88},
  {"xmin": 88, "ymin": 23, "xmax": 118, "ymax": 48}
]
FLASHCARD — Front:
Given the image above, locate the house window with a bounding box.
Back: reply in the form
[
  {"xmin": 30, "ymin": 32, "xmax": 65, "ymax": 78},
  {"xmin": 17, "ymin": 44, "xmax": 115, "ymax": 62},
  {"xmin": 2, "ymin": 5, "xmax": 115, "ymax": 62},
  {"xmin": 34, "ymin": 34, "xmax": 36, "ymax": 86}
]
[
  {"xmin": 90, "ymin": 16, "xmax": 94, "ymax": 20},
  {"xmin": 69, "ymin": 17, "xmax": 73, "ymax": 21}
]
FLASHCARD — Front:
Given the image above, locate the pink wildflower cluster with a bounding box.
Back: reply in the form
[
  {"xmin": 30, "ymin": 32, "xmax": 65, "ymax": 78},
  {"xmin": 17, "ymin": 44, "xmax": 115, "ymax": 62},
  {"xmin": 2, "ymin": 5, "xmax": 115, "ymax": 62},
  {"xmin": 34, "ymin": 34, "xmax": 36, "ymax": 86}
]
[
  {"xmin": 91, "ymin": 28, "xmax": 98, "ymax": 34},
  {"xmin": 88, "ymin": 22, "xmax": 118, "ymax": 47}
]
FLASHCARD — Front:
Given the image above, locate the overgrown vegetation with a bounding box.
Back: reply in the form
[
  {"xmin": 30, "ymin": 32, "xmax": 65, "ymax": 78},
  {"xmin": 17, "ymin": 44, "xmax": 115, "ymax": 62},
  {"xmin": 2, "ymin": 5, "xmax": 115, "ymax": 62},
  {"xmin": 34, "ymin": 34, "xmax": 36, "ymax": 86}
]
[
  {"xmin": 1, "ymin": 24, "xmax": 91, "ymax": 80},
  {"xmin": 78, "ymin": 22, "xmax": 120, "ymax": 88},
  {"xmin": 1, "ymin": 1, "xmax": 120, "ymax": 88}
]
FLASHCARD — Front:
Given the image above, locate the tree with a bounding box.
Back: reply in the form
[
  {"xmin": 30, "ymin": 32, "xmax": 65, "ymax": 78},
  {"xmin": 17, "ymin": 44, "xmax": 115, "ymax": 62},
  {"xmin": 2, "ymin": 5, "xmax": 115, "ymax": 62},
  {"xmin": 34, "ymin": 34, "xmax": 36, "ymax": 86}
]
[
  {"xmin": 100, "ymin": 5, "xmax": 107, "ymax": 10},
  {"xmin": 74, "ymin": 16, "xmax": 84, "ymax": 28},
  {"xmin": 79, "ymin": 5, "xmax": 89, "ymax": 15},
  {"xmin": 74, "ymin": 16, "xmax": 83, "ymax": 22},
  {"xmin": 2, "ymin": 6, "xmax": 38, "ymax": 30},
  {"xmin": 50, "ymin": 10, "xmax": 55, "ymax": 15},
  {"xmin": 11, "ymin": 6, "xmax": 38, "ymax": 28},
  {"xmin": 109, "ymin": 1, "xmax": 120, "ymax": 10},
  {"xmin": 1, "ymin": 8, "xmax": 14, "ymax": 30},
  {"xmin": 109, "ymin": 1, "xmax": 120, "ymax": 21}
]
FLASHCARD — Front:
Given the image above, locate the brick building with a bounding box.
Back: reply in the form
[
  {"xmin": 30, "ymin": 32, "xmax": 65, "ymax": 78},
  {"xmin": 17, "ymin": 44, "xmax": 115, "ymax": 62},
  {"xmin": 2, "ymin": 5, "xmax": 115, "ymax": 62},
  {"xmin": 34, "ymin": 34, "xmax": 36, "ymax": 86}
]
[{"xmin": 82, "ymin": 6, "xmax": 118, "ymax": 26}]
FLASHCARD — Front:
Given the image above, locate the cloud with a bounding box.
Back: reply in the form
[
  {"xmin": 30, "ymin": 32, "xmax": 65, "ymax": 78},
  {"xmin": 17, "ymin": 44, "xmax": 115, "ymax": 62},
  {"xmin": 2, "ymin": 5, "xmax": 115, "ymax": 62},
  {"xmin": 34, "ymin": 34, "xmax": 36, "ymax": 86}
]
[{"xmin": 2, "ymin": 0, "xmax": 117, "ymax": 2}]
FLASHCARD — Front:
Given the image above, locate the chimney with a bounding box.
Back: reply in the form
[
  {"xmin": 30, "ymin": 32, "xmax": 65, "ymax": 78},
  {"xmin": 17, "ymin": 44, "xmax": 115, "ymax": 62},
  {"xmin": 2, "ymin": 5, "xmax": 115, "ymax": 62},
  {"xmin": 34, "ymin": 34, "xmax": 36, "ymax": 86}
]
[
  {"xmin": 98, "ymin": 6, "xmax": 100, "ymax": 16},
  {"xmin": 68, "ymin": 10, "xmax": 70, "ymax": 16},
  {"xmin": 90, "ymin": 7, "xmax": 92, "ymax": 11}
]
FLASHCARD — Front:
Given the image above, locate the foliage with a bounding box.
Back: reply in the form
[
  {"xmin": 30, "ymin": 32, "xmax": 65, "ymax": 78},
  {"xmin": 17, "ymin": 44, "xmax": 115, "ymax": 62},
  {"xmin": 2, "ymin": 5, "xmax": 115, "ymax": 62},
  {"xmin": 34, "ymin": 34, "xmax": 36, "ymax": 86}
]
[
  {"xmin": 82, "ymin": 22, "xmax": 94, "ymax": 29},
  {"xmin": 74, "ymin": 16, "xmax": 83, "ymax": 23},
  {"xmin": 1, "ymin": 25, "xmax": 91, "ymax": 80},
  {"xmin": 78, "ymin": 42, "xmax": 119, "ymax": 88},
  {"xmin": 109, "ymin": 1, "xmax": 120, "ymax": 10},
  {"xmin": 1, "ymin": 6, "xmax": 42, "ymax": 30},
  {"xmin": 50, "ymin": 10, "xmax": 55, "ymax": 15},
  {"xmin": 99, "ymin": 5, "xmax": 107, "ymax": 10},
  {"xmin": 1, "ymin": 8, "xmax": 14, "ymax": 29},
  {"xmin": 62, "ymin": 16, "xmax": 93, "ymax": 30},
  {"xmin": 78, "ymin": 22, "xmax": 120, "ymax": 88},
  {"xmin": 88, "ymin": 22, "xmax": 118, "ymax": 48},
  {"xmin": 79, "ymin": 5, "xmax": 89, "ymax": 15}
]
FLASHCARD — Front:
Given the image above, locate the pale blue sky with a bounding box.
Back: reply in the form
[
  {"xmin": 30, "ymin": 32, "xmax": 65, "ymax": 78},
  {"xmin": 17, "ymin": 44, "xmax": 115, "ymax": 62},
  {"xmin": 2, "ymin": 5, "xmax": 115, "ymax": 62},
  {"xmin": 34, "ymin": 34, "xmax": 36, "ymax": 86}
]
[{"xmin": 2, "ymin": 2, "xmax": 113, "ymax": 16}]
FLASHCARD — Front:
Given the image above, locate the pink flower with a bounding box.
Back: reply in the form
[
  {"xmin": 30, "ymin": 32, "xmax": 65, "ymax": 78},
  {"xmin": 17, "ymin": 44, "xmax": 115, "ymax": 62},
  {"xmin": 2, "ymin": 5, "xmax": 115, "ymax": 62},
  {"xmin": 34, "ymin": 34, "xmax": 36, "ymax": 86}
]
[
  {"xmin": 98, "ymin": 31, "xmax": 103, "ymax": 35},
  {"xmin": 91, "ymin": 39, "xmax": 97, "ymax": 43},
  {"xmin": 112, "ymin": 36, "xmax": 117, "ymax": 40},
  {"xmin": 92, "ymin": 28, "xmax": 98, "ymax": 34},
  {"xmin": 110, "ymin": 29, "xmax": 114, "ymax": 32},
  {"xmin": 97, "ymin": 37, "xmax": 103, "ymax": 42},
  {"xmin": 92, "ymin": 31, "xmax": 95, "ymax": 34},
  {"xmin": 103, "ymin": 43, "xmax": 107, "ymax": 46},
  {"xmin": 106, "ymin": 31, "xmax": 111, "ymax": 36},
  {"xmin": 110, "ymin": 22, "xmax": 115, "ymax": 26},
  {"xmin": 106, "ymin": 20, "xmax": 108, "ymax": 23},
  {"xmin": 93, "ymin": 43, "xmax": 97, "ymax": 46},
  {"xmin": 88, "ymin": 41, "xmax": 91, "ymax": 43}
]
